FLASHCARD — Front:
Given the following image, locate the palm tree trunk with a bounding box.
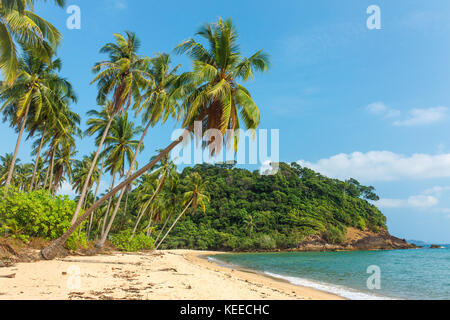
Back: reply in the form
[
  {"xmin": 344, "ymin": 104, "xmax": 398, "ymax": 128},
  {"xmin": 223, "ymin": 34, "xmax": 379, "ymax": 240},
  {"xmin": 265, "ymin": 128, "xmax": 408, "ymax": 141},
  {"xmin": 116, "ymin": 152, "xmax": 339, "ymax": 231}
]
[
  {"xmin": 101, "ymin": 171, "xmax": 116, "ymax": 237},
  {"xmin": 48, "ymin": 148, "xmax": 56, "ymax": 192},
  {"xmin": 87, "ymin": 155, "xmax": 105, "ymax": 238},
  {"xmin": 132, "ymin": 175, "xmax": 166, "ymax": 237},
  {"xmin": 41, "ymin": 134, "xmax": 186, "ymax": 260},
  {"xmin": 42, "ymin": 163, "xmax": 50, "ymax": 189},
  {"xmin": 131, "ymin": 204, "xmax": 146, "ymax": 237},
  {"xmin": 30, "ymin": 125, "xmax": 46, "ymax": 191},
  {"xmin": 123, "ymin": 187, "xmax": 130, "ymax": 217},
  {"xmin": 4, "ymin": 101, "xmax": 31, "ymax": 190},
  {"xmin": 154, "ymin": 212, "xmax": 172, "ymax": 245},
  {"xmin": 145, "ymin": 209, "xmax": 156, "ymax": 237},
  {"xmin": 96, "ymin": 120, "xmax": 152, "ymax": 248},
  {"xmin": 71, "ymin": 117, "xmax": 114, "ymax": 224},
  {"xmin": 155, "ymin": 199, "xmax": 193, "ymax": 250}
]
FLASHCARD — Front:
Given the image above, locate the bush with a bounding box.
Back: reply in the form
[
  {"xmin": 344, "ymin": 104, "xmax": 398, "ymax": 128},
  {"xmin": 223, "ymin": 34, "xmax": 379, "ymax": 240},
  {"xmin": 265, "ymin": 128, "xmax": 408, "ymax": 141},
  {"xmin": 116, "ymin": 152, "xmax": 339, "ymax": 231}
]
[
  {"xmin": 66, "ymin": 232, "xmax": 89, "ymax": 251},
  {"xmin": 256, "ymin": 234, "xmax": 277, "ymax": 250},
  {"xmin": 323, "ymin": 225, "xmax": 346, "ymax": 245},
  {"xmin": 0, "ymin": 189, "xmax": 86, "ymax": 249},
  {"xmin": 110, "ymin": 230, "xmax": 155, "ymax": 252}
]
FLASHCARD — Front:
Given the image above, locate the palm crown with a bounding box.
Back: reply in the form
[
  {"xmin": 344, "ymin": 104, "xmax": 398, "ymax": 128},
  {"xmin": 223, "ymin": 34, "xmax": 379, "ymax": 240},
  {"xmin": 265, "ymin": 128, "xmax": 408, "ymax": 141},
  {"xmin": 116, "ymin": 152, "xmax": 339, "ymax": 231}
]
[
  {"xmin": 176, "ymin": 18, "xmax": 269, "ymax": 152},
  {"xmin": 0, "ymin": 0, "xmax": 65, "ymax": 84}
]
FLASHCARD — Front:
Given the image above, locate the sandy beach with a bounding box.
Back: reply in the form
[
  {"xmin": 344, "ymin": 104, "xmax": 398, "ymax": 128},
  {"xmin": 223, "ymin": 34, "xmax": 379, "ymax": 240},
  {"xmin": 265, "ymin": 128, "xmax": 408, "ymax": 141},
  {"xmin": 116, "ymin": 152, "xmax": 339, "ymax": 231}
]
[{"xmin": 0, "ymin": 250, "xmax": 342, "ymax": 300}]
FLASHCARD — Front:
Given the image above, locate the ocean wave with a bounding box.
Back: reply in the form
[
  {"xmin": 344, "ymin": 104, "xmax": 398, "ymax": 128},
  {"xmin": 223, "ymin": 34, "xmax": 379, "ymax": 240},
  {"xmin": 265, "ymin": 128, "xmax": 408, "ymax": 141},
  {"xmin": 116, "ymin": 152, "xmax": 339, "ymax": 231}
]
[{"xmin": 263, "ymin": 271, "xmax": 394, "ymax": 300}]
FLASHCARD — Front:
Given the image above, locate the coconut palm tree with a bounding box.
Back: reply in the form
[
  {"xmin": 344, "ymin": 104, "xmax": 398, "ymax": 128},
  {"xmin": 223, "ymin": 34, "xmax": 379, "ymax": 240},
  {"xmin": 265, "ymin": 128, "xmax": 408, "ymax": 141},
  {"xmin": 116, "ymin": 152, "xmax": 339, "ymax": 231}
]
[
  {"xmin": 83, "ymin": 102, "xmax": 114, "ymax": 208},
  {"xmin": 70, "ymin": 31, "xmax": 151, "ymax": 224},
  {"xmin": 244, "ymin": 215, "xmax": 255, "ymax": 238},
  {"xmin": 102, "ymin": 53, "xmax": 182, "ymax": 248},
  {"xmin": 96, "ymin": 113, "xmax": 142, "ymax": 247},
  {"xmin": 42, "ymin": 18, "xmax": 269, "ymax": 260},
  {"xmin": 131, "ymin": 155, "xmax": 175, "ymax": 238},
  {"xmin": 27, "ymin": 79, "xmax": 76, "ymax": 191},
  {"xmin": 0, "ymin": 0, "xmax": 65, "ymax": 84},
  {"xmin": 0, "ymin": 50, "xmax": 75, "ymax": 190},
  {"xmin": 155, "ymin": 172, "xmax": 209, "ymax": 250},
  {"xmin": 72, "ymin": 152, "xmax": 100, "ymax": 197},
  {"xmin": 0, "ymin": 153, "xmax": 18, "ymax": 185}
]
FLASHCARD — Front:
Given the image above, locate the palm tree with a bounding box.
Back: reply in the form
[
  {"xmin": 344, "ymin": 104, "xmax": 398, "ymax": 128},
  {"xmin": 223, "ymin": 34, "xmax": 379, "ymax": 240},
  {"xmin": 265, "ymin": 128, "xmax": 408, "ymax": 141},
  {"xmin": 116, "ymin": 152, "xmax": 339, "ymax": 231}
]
[
  {"xmin": 0, "ymin": 50, "xmax": 74, "ymax": 190},
  {"xmin": 0, "ymin": 153, "xmax": 18, "ymax": 185},
  {"xmin": 70, "ymin": 31, "xmax": 151, "ymax": 224},
  {"xmin": 72, "ymin": 153, "xmax": 100, "ymax": 197},
  {"xmin": 155, "ymin": 172, "xmax": 209, "ymax": 250},
  {"xmin": 96, "ymin": 114, "xmax": 142, "ymax": 247},
  {"xmin": 244, "ymin": 215, "xmax": 255, "ymax": 238},
  {"xmin": 102, "ymin": 53, "xmax": 182, "ymax": 247},
  {"xmin": 27, "ymin": 79, "xmax": 77, "ymax": 191},
  {"xmin": 84, "ymin": 102, "xmax": 114, "ymax": 206},
  {"xmin": 131, "ymin": 156, "xmax": 174, "ymax": 237},
  {"xmin": 0, "ymin": 0, "xmax": 65, "ymax": 84},
  {"xmin": 42, "ymin": 18, "xmax": 269, "ymax": 260}
]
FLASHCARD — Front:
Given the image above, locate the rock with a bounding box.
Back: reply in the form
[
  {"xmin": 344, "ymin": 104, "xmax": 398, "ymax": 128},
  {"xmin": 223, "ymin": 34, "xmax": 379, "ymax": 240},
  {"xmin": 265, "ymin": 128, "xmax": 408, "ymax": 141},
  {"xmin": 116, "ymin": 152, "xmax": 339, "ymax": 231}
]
[
  {"xmin": 293, "ymin": 228, "xmax": 418, "ymax": 252},
  {"xmin": 430, "ymin": 245, "xmax": 443, "ymax": 249}
]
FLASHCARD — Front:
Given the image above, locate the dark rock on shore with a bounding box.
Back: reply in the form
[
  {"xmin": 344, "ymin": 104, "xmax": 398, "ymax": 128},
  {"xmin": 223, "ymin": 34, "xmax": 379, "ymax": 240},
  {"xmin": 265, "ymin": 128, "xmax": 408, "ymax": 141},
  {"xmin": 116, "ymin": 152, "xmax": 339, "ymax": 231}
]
[{"xmin": 290, "ymin": 228, "xmax": 418, "ymax": 252}]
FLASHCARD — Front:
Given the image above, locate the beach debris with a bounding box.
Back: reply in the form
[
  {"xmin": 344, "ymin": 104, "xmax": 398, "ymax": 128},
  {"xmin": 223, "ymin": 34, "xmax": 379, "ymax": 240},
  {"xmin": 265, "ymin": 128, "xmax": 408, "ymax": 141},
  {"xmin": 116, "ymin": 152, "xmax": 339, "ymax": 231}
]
[
  {"xmin": 158, "ymin": 267, "xmax": 178, "ymax": 273},
  {"xmin": 0, "ymin": 273, "xmax": 16, "ymax": 278}
]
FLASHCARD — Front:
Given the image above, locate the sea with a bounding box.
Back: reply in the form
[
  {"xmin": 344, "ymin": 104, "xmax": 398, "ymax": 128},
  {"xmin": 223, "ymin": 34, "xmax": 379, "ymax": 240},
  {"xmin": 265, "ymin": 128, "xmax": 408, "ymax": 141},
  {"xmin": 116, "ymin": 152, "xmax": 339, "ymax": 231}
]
[{"xmin": 211, "ymin": 245, "xmax": 450, "ymax": 300}]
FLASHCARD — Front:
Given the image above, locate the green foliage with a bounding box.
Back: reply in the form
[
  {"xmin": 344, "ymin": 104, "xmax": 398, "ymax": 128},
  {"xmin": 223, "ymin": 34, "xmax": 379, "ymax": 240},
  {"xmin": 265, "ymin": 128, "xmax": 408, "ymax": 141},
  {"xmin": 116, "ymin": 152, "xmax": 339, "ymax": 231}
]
[
  {"xmin": 323, "ymin": 226, "xmax": 346, "ymax": 245},
  {"xmin": 66, "ymin": 232, "xmax": 89, "ymax": 251},
  {"xmin": 0, "ymin": 188, "xmax": 86, "ymax": 249},
  {"xmin": 110, "ymin": 230, "xmax": 155, "ymax": 252},
  {"xmin": 149, "ymin": 163, "xmax": 387, "ymax": 251}
]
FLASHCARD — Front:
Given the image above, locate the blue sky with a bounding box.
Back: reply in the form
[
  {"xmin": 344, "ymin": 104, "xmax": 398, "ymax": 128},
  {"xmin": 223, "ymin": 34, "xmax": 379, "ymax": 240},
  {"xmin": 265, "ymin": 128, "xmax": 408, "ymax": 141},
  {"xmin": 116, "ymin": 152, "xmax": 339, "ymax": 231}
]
[{"xmin": 3, "ymin": 0, "xmax": 450, "ymax": 242}]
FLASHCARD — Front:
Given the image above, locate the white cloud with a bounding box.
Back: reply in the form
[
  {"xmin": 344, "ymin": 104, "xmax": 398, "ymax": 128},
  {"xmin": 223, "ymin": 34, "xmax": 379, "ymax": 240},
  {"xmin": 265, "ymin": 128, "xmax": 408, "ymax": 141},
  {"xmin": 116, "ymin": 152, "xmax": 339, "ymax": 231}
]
[
  {"xmin": 366, "ymin": 102, "xmax": 448, "ymax": 126},
  {"xmin": 407, "ymin": 195, "xmax": 439, "ymax": 208},
  {"xmin": 376, "ymin": 195, "xmax": 438, "ymax": 209},
  {"xmin": 376, "ymin": 185, "xmax": 450, "ymax": 210},
  {"xmin": 59, "ymin": 181, "xmax": 77, "ymax": 198},
  {"xmin": 393, "ymin": 107, "xmax": 448, "ymax": 126},
  {"xmin": 366, "ymin": 102, "xmax": 401, "ymax": 119},
  {"xmin": 298, "ymin": 151, "xmax": 450, "ymax": 182},
  {"xmin": 105, "ymin": 0, "xmax": 127, "ymax": 11}
]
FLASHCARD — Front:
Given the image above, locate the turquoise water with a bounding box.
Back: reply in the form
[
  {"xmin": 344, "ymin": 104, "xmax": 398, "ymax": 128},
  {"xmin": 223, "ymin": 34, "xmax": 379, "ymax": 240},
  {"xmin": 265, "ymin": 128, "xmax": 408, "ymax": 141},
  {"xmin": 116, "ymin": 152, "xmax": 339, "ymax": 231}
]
[{"xmin": 212, "ymin": 246, "xmax": 450, "ymax": 300}]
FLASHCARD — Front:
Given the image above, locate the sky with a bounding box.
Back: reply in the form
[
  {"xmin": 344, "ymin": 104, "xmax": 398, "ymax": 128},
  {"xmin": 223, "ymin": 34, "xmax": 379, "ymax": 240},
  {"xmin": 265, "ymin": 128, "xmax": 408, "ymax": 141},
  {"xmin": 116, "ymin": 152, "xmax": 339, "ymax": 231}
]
[{"xmin": 2, "ymin": 0, "xmax": 450, "ymax": 243}]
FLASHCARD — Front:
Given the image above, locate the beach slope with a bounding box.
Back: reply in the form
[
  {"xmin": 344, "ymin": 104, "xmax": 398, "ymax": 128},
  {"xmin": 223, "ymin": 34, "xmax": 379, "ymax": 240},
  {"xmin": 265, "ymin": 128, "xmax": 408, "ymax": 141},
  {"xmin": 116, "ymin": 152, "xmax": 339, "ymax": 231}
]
[{"xmin": 0, "ymin": 250, "xmax": 341, "ymax": 300}]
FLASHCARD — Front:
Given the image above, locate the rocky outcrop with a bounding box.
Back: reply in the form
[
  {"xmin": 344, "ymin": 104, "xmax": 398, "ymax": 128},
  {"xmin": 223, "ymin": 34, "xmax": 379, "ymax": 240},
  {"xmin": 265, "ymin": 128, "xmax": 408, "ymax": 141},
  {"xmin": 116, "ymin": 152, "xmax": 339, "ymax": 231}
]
[{"xmin": 290, "ymin": 228, "xmax": 418, "ymax": 252}]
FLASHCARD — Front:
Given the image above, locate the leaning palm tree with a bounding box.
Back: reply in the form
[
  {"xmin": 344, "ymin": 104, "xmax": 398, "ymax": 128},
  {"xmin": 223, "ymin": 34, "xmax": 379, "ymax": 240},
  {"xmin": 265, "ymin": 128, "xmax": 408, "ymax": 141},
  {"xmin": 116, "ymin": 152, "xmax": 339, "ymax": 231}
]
[
  {"xmin": 0, "ymin": 0, "xmax": 65, "ymax": 84},
  {"xmin": 0, "ymin": 50, "xmax": 75, "ymax": 190},
  {"xmin": 27, "ymin": 78, "xmax": 76, "ymax": 190},
  {"xmin": 155, "ymin": 172, "xmax": 209, "ymax": 250},
  {"xmin": 101, "ymin": 53, "xmax": 182, "ymax": 248},
  {"xmin": 96, "ymin": 114, "xmax": 142, "ymax": 247},
  {"xmin": 42, "ymin": 18, "xmax": 269, "ymax": 260},
  {"xmin": 70, "ymin": 31, "xmax": 151, "ymax": 224}
]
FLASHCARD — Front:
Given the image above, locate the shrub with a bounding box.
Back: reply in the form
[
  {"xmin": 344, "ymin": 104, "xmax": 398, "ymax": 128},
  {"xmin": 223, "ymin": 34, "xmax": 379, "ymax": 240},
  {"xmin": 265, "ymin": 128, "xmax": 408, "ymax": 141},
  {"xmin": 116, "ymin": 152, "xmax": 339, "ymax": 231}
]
[
  {"xmin": 110, "ymin": 230, "xmax": 155, "ymax": 252},
  {"xmin": 0, "ymin": 188, "xmax": 87, "ymax": 250},
  {"xmin": 256, "ymin": 234, "xmax": 277, "ymax": 250},
  {"xmin": 323, "ymin": 225, "xmax": 346, "ymax": 244}
]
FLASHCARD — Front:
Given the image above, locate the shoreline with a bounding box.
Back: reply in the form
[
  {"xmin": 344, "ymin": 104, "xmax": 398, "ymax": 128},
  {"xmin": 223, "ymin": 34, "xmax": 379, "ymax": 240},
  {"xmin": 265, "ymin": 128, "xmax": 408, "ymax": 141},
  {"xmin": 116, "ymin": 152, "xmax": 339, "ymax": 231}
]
[
  {"xmin": 0, "ymin": 250, "xmax": 343, "ymax": 300},
  {"xmin": 185, "ymin": 251, "xmax": 344, "ymax": 300}
]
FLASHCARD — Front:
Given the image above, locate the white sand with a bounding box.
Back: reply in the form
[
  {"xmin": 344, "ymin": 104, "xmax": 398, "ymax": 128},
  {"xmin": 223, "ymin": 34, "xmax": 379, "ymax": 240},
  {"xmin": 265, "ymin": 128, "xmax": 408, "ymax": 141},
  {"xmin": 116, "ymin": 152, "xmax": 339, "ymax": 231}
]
[{"xmin": 0, "ymin": 250, "xmax": 342, "ymax": 300}]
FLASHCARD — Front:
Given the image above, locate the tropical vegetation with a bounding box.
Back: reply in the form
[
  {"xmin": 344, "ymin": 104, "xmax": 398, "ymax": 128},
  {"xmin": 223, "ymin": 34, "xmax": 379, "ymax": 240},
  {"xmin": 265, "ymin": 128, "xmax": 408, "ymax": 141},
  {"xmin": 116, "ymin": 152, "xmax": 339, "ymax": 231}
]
[{"xmin": 0, "ymin": 1, "xmax": 388, "ymax": 257}]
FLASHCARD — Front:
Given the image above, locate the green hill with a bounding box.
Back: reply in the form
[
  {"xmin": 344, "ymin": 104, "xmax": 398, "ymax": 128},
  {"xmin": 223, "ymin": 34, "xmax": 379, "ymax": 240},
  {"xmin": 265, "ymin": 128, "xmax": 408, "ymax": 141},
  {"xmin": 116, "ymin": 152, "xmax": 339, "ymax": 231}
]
[{"xmin": 157, "ymin": 162, "xmax": 387, "ymax": 251}]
